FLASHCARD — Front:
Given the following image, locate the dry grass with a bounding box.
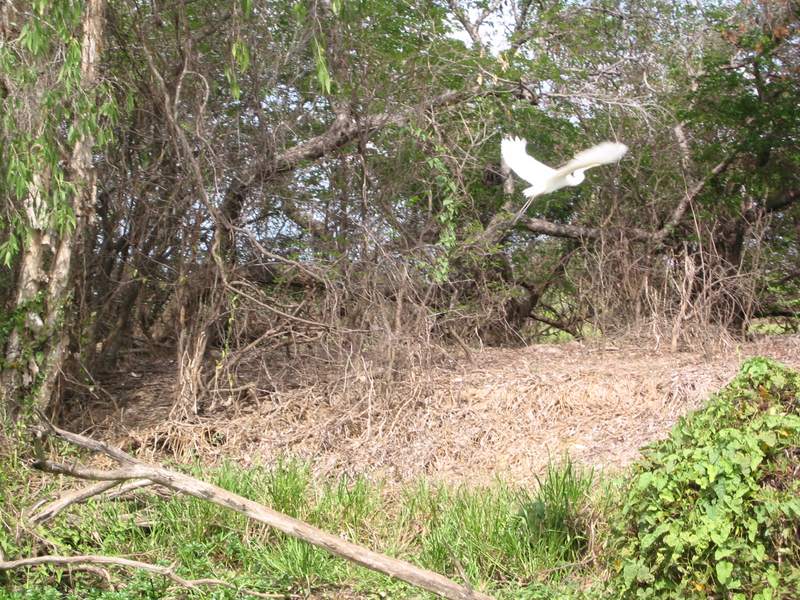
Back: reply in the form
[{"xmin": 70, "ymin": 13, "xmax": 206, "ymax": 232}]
[{"xmin": 66, "ymin": 335, "xmax": 800, "ymax": 488}]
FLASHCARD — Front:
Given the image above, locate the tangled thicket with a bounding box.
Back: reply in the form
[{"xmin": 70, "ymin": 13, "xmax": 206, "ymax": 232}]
[{"xmin": 0, "ymin": 0, "xmax": 798, "ymax": 417}]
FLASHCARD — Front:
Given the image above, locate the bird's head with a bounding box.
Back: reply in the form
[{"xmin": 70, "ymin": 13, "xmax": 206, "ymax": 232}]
[{"xmin": 566, "ymin": 170, "xmax": 586, "ymax": 186}]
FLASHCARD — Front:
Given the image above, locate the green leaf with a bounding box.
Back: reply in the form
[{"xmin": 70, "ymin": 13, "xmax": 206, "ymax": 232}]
[
  {"xmin": 224, "ymin": 67, "xmax": 241, "ymax": 100},
  {"xmin": 770, "ymin": 372, "xmax": 786, "ymax": 389},
  {"xmin": 757, "ymin": 431, "xmax": 776, "ymax": 448},
  {"xmin": 232, "ymin": 40, "xmax": 250, "ymax": 72},
  {"xmin": 0, "ymin": 234, "xmax": 19, "ymax": 266},
  {"xmin": 313, "ymin": 38, "xmax": 331, "ymax": 95},
  {"xmin": 709, "ymin": 521, "xmax": 731, "ymax": 546},
  {"xmin": 765, "ymin": 567, "xmax": 779, "ymax": 588},
  {"xmin": 714, "ymin": 546, "xmax": 735, "ymax": 560},
  {"xmin": 292, "ymin": 0, "xmax": 307, "ymax": 22},
  {"xmin": 751, "ymin": 543, "xmax": 766, "ymax": 561},
  {"xmin": 716, "ymin": 560, "xmax": 733, "ymax": 585},
  {"xmin": 636, "ymin": 472, "xmax": 653, "ymax": 490}
]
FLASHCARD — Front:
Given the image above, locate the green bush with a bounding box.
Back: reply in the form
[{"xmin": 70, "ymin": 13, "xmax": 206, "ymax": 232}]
[{"xmin": 606, "ymin": 358, "xmax": 800, "ymax": 599}]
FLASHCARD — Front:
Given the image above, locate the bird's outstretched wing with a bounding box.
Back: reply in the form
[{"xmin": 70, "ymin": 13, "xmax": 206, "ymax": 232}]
[
  {"xmin": 553, "ymin": 142, "xmax": 628, "ymax": 178},
  {"xmin": 501, "ymin": 137, "xmax": 555, "ymax": 186}
]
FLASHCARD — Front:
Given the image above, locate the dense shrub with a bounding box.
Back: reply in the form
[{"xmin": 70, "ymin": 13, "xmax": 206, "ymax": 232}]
[{"xmin": 606, "ymin": 358, "xmax": 800, "ymax": 599}]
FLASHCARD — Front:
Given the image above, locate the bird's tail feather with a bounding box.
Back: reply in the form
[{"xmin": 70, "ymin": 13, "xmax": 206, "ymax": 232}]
[{"xmin": 522, "ymin": 186, "xmax": 539, "ymax": 199}]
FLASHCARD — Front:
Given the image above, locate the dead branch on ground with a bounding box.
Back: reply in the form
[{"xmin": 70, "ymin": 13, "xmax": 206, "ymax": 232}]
[
  {"xmin": 26, "ymin": 422, "xmax": 492, "ymax": 600},
  {"xmin": 29, "ymin": 479, "xmax": 154, "ymax": 525},
  {"xmin": 0, "ymin": 554, "xmax": 280, "ymax": 599}
]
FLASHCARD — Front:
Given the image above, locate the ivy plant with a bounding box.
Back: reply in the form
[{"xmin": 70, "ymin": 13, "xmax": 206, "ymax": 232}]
[{"xmin": 607, "ymin": 357, "xmax": 800, "ymax": 599}]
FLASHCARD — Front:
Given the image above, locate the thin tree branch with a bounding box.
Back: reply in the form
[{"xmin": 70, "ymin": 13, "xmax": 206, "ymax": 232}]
[
  {"xmin": 529, "ymin": 314, "xmax": 580, "ymax": 338},
  {"xmin": 655, "ymin": 153, "xmax": 738, "ymax": 242},
  {"xmin": 445, "ymin": 0, "xmax": 501, "ymax": 48},
  {"xmin": 273, "ymin": 89, "xmax": 483, "ymax": 174},
  {"xmin": 30, "ymin": 481, "xmax": 130, "ymax": 524}
]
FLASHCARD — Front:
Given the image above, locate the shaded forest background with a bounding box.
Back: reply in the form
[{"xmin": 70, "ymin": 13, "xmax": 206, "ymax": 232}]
[{"xmin": 0, "ymin": 0, "xmax": 798, "ymax": 421}]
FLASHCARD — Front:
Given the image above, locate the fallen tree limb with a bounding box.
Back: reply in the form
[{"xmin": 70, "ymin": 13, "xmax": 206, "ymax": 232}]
[
  {"xmin": 0, "ymin": 554, "xmax": 279, "ymax": 598},
  {"xmin": 30, "ymin": 479, "xmax": 153, "ymax": 525},
  {"xmin": 103, "ymin": 478, "xmax": 163, "ymax": 501},
  {"xmin": 30, "ymin": 423, "xmax": 491, "ymax": 600}
]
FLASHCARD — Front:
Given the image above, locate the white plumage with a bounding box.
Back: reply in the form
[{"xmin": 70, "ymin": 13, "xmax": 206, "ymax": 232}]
[{"xmin": 501, "ymin": 137, "xmax": 628, "ymax": 199}]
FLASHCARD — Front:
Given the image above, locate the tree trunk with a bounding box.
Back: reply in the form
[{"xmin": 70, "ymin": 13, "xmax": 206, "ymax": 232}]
[
  {"xmin": 1, "ymin": 174, "xmax": 49, "ymax": 417},
  {"xmin": 0, "ymin": 0, "xmax": 106, "ymax": 421}
]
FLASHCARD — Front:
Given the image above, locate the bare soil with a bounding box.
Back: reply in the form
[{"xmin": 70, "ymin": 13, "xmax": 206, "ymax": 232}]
[{"xmin": 68, "ymin": 335, "xmax": 800, "ymax": 488}]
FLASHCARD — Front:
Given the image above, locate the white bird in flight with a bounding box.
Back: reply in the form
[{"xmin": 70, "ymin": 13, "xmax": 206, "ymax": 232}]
[{"xmin": 501, "ymin": 136, "xmax": 628, "ymax": 200}]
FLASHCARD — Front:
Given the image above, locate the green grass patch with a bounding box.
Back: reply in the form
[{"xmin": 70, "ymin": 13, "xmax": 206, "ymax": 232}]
[
  {"xmin": 518, "ymin": 456, "xmax": 594, "ymax": 565},
  {"xmin": 748, "ymin": 318, "xmax": 799, "ymax": 336},
  {"xmin": 3, "ymin": 357, "xmax": 799, "ymax": 599},
  {"xmin": 0, "ymin": 454, "xmax": 594, "ymax": 599}
]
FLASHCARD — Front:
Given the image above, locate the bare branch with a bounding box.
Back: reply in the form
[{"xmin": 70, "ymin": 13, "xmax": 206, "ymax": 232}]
[
  {"xmin": 519, "ymin": 217, "xmax": 654, "ymax": 242},
  {"xmin": 36, "ymin": 418, "xmax": 137, "ymax": 465},
  {"xmin": 32, "ymin": 424, "xmax": 493, "ymax": 600},
  {"xmin": 655, "ymin": 153, "xmax": 738, "ymax": 242},
  {"xmin": 446, "ymin": 0, "xmax": 499, "ymax": 48},
  {"xmin": 30, "ymin": 479, "xmax": 154, "ymax": 525},
  {"xmin": 529, "ymin": 314, "xmax": 580, "ymax": 338},
  {"xmin": 0, "ymin": 554, "xmax": 279, "ymax": 598},
  {"xmin": 674, "ymin": 123, "xmax": 692, "ymax": 172},
  {"xmin": 273, "ymin": 89, "xmax": 481, "ymax": 174},
  {"xmin": 31, "ymin": 481, "xmax": 129, "ymax": 524}
]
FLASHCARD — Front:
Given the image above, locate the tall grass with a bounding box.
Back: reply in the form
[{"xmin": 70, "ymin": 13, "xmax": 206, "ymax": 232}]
[
  {"xmin": 0, "ymin": 457, "xmax": 597, "ymax": 599},
  {"xmin": 517, "ymin": 455, "xmax": 595, "ymax": 564}
]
